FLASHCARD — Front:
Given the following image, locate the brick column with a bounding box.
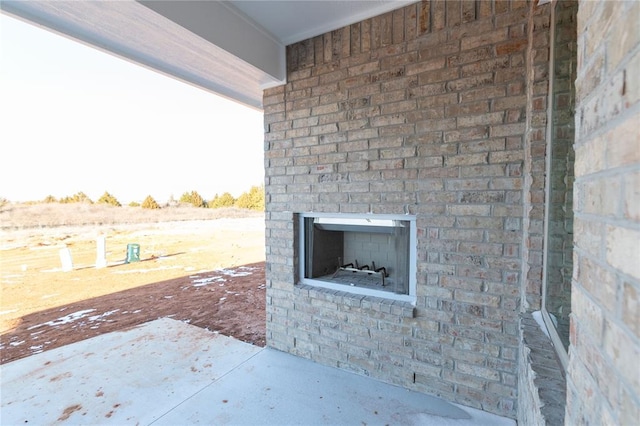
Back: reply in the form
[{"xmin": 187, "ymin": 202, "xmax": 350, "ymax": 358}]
[{"xmin": 568, "ymin": 1, "xmax": 640, "ymax": 424}]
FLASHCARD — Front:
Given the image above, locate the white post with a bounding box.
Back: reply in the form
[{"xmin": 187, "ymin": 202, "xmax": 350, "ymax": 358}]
[
  {"xmin": 59, "ymin": 247, "xmax": 73, "ymax": 272},
  {"xmin": 96, "ymin": 236, "xmax": 107, "ymax": 268}
]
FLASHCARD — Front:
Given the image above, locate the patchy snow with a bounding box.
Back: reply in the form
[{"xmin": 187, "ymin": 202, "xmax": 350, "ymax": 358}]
[
  {"xmin": 190, "ymin": 266, "xmax": 255, "ymax": 286},
  {"xmin": 9, "ymin": 340, "xmax": 25, "ymax": 347},
  {"xmin": 88, "ymin": 310, "xmax": 120, "ymax": 322},
  {"xmin": 191, "ymin": 276, "xmax": 226, "ymax": 287},
  {"xmin": 215, "ymin": 268, "xmax": 253, "ymax": 277},
  {"xmin": 27, "ymin": 309, "xmax": 96, "ymax": 330}
]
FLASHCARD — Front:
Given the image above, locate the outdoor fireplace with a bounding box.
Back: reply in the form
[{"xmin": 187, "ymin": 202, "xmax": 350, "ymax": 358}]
[{"xmin": 298, "ymin": 213, "xmax": 416, "ymax": 301}]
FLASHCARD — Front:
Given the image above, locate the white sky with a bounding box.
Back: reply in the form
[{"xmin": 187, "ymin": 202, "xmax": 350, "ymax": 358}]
[{"xmin": 0, "ymin": 14, "xmax": 265, "ymax": 204}]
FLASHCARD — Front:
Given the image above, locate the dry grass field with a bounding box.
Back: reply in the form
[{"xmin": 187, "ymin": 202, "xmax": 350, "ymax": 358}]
[
  {"xmin": 0, "ymin": 203, "xmax": 266, "ymax": 364},
  {"xmin": 0, "ymin": 202, "xmax": 261, "ymax": 229}
]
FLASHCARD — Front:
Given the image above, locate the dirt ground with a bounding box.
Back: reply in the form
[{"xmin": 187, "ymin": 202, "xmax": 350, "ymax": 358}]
[{"xmin": 0, "ymin": 218, "xmax": 266, "ymax": 364}]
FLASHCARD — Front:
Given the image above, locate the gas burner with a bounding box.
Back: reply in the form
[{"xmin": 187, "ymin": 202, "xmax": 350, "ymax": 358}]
[{"xmin": 332, "ymin": 259, "xmax": 388, "ymax": 286}]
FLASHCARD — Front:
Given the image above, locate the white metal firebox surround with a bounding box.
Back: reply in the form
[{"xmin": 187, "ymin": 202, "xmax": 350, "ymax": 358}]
[{"xmin": 298, "ymin": 212, "xmax": 417, "ymax": 304}]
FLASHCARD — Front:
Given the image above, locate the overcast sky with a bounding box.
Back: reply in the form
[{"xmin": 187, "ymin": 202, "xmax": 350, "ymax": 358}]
[{"xmin": 0, "ymin": 14, "xmax": 265, "ymax": 204}]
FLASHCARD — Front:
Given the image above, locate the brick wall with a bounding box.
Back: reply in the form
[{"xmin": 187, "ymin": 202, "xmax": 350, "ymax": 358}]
[
  {"xmin": 568, "ymin": 1, "xmax": 640, "ymax": 424},
  {"xmin": 263, "ymin": 0, "xmax": 551, "ymax": 418}
]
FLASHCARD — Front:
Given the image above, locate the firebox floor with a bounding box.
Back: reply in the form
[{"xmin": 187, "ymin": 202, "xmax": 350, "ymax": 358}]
[
  {"xmin": 1, "ymin": 318, "xmax": 515, "ymax": 425},
  {"xmin": 319, "ymin": 272, "xmax": 397, "ymax": 292}
]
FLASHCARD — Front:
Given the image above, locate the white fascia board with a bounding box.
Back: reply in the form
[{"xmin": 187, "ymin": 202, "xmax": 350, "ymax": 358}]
[{"xmin": 138, "ymin": 0, "xmax": 286, "ymax": 87}]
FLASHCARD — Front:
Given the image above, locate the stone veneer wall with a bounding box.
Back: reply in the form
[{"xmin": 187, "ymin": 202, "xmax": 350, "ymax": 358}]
[
  {"xmin": 263, "ymin": 0, "xmax": 551, "ymax": 418},
  {"xmin": 568, "ymin": 0, "xmax": 640, "ymax": 424}
]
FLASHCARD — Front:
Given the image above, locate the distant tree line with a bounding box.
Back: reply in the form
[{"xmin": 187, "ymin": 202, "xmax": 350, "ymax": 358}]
[
  {"xmin": 177, "ymin": 186, "xmax": 265, "ymax": 210},
  {"xmin": 34, "ymin": 186, "xmax": 265, "ymax": 211}
]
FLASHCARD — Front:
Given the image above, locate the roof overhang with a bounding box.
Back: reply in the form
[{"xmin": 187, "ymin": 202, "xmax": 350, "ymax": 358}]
[
  {"xmin": 0, "ymin": 1, "xmax": 415, "ymax": 109},
  {"xmin": 1, "ymin": 0, "xmax": 285, "ymax": 110}
]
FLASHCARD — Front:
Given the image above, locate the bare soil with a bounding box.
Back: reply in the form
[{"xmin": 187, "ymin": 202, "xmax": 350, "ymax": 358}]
[{"xmin": 0, "ymin": 213, "xmax": 266, "ymax": 365}]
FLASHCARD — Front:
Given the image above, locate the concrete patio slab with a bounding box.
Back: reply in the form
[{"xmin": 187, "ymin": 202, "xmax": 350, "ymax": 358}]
[
  {"xmin": 1, "ymin": 318, "xmax": 262, "ymax": 425},
  {"xmin": 1, "ymin": 318, "xmax": 515, "ymax": 425}
]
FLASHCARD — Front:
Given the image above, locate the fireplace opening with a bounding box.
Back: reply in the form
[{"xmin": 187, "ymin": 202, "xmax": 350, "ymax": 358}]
[{"xmin": 298, "ymin": 213, "xmax": 416, "ymax": 299}]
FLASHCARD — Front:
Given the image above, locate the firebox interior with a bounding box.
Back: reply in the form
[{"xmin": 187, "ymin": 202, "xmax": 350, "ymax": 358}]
[{"xmin": 299, "ymin": 214, "xmax": 415, "ymax": 297}]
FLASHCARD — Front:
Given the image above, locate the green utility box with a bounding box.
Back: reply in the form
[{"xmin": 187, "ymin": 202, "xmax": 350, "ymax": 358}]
[{"xmin": 126, "ymin": 243, "xmax": 140, "ymax": 263}]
